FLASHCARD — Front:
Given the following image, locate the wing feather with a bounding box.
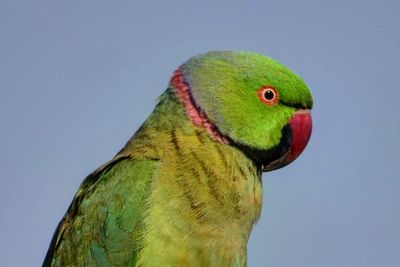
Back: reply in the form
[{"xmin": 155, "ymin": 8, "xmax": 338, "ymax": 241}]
[{"xmin": 43, "ymin": 155, "xmax": 156, "ymax": 266}]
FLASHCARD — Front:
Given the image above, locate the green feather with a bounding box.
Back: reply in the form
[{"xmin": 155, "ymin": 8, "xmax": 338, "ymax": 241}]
[{"xmin": 44, "ymin": 51, "xmax": 313, "ymax": 267}]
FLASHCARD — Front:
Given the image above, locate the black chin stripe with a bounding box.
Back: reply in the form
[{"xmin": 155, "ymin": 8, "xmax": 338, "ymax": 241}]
[{"xmin": 231, "ymin": 124, "xmax": 293, "ymax": 168}]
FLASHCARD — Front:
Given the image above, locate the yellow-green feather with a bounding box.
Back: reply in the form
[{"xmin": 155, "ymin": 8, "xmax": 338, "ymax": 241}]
[
  {"xmin": 46, "ymin": 88, "xmax": 262, "ymax": 267},
  {"xmin": 45, "ymin": 50, "xmax": 312, "ymax": 267}
]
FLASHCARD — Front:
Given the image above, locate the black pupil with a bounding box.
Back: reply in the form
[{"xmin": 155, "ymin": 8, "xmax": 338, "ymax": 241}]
[{"xmin": 264, "ymin": 89, "xmax": 275, "ymax": 100}]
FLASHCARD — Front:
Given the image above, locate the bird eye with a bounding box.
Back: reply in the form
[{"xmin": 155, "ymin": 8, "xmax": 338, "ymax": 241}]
[{"xmin": 258, "ymin": 86, "xmax": 279, "ymax": 105}]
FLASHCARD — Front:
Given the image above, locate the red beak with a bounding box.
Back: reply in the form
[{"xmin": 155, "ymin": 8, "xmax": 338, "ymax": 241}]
[{"xmin": 263, "ymin": 109, "xmax": 312, "ymax": 172}]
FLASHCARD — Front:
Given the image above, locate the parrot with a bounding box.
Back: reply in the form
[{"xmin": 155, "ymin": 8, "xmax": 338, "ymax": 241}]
[{"xmin": 43, "ymin": 51, "xmax": 313, "ymax": 267}]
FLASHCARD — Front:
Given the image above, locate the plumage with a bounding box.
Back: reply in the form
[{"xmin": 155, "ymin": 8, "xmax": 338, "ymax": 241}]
[{"xmin": 44, "ymin": 51, "xmax": 313, "ymax": 266}]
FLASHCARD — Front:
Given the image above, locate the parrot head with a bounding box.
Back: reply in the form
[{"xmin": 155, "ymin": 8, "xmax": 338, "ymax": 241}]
[{"xmin": 171, "ymin": 51, "xmax": 313, "ymax": 172}]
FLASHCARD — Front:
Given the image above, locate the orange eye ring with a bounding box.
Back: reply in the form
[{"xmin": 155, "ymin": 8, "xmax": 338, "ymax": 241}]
[{"xmin": 258, "ymin": 86, "xmax": 279, "ymax": 105}]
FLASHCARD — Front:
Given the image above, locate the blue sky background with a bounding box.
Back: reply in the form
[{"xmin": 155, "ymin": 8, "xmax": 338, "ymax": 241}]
[{"xmin": 1, "ymin": 1, "xmax": 399, "ymax": 266}]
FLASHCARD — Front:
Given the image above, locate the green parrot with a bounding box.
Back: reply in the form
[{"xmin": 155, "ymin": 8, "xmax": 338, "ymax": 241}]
[{"xmin": 43, "ymin": 51, "xmax": 313, "ymax": 267}]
